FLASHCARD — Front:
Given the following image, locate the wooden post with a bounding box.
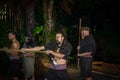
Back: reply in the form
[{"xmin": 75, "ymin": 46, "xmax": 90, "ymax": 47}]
[{"xmin": 77, "ymin": 18, "xmax": 82, "ymax": 69}]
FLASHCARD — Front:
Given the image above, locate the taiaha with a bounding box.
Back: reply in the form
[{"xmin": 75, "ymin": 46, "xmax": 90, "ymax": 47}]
[
  {"xmin": 77, "ymin": 18, "xmax": 82, "ymax": 69},
  {"xmin": 78, "ymin": 18, "xmax": 82, "ymax": 45},
  {"xmin": 0, "ymin": 48, "xmax": 46, "ymax": 53}
]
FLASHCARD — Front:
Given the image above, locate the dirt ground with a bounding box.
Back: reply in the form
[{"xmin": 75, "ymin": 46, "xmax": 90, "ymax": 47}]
[
  {"xmin": 68, "ymin": 63, "xmax": 120, "ymax": 80},
  {"xmin": 0, "ymin": 63, "xmax": 120, "ymax": 80}
]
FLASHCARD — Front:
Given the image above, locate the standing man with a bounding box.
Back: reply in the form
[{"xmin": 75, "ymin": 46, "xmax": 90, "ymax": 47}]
[
  {"xmin": 22, "ymin": 32, "xmax": 72, "ymax": 80},
  {"xmin": 21, "ymin": 35, "xmax": 36, "ymax": 80},
  {"xmin": 77, "ymin": 27, "xmax": 96, "ymax": 80},
  {"xmin": 8, "ymin": 32, "xmax": 20, "ymax": 80}
]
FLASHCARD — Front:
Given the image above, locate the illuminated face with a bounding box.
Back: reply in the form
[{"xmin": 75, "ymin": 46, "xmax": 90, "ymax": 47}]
[
  {"xmin": 81, "ymin": 31, "xmax": 85, "ymax": 39},
  {"xmin": 56, "ymin": 33, "xmax": 64, "ymax": 45},
  {"xmin": 81, "ymin": 30, "xmax": 89, "ymax": 38},
  {"xmin": 8, "ymin": 33, "xmax": 15, "ymax": 41}
]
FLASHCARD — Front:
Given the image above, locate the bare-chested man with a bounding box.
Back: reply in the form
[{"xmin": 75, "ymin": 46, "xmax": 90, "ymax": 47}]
[
  {"xmin": 8, "ymin": 32, "xmax": 20, "ymax": 80},
  {"xmin": 21, "ymin": 32, "xmax": 72, "ymax": 80}
]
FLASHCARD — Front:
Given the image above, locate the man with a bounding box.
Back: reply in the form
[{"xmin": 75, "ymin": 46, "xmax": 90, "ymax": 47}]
[
  {"xmin": 22, "ymin": 32, "xmax": 72, "ymax": 80},
  {"xmin": 77, "ymin": 27, "xmax": 96, "ymax": 80},
  {"xmin": 21, "ymin": 35, "xmax": 36, "ymax": 80},
  {"xmin": 8, "ymin": 32, "xmax": 20, "ymax": 80}
]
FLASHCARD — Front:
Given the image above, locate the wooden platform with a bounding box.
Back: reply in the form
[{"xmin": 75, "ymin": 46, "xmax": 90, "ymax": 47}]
[{"xmin": 92, "ymin": 61, "xmax": 120, "ymax": 76}]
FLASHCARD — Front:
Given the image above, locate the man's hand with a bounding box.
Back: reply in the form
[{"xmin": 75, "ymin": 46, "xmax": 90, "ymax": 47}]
[
  {"xmin": 77, "ymin": 53, "xmax": 81, "ymax": 57},
  {"xmin": 3, "ymin": 47, "xmax": 10, "ymax": 53},
  {"xmin": 45, "ymin": 50, "xmax": 65, "ymax": 58},
  {"xmin": 20, "ymin": 48, "xmax": 26, "ymax": 53},
  {"xmin": 77, "ymin": 46, "xmax": 80, "ymax": 51},
  {"xmin": 45, "ymin": 50, "xmax": 53, "ymax": 55},
  {"xmin": 3, "ymin": 47, "xmax": 8, "ymax": 50}
]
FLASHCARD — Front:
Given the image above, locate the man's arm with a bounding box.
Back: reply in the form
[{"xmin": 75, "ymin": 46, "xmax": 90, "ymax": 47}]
[
  {"xmin": 46, "ymin": 43, "xmax": 72, "ymax": 58},
  {"xmin": 46, "ymin": 50, "xmax": 65, "ymax": 58},
  {"xmin": 77, "ymin": 36, "xmax": 93, "ymax": 57},
  {"xmin": 21, "ymin": 46, "xmax": 45, "ymax": 51},
  {"xmin": 77, "ymin": 52, "xmax": 91, "ymax": 57}
]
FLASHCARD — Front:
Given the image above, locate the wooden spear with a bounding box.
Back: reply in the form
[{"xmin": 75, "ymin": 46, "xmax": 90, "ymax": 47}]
[{"xmin": 77, "ymin": 18, "xmax": 82, "ymax": 69}]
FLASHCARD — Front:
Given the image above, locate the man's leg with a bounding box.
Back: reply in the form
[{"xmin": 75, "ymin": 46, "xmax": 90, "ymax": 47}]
[
  {"xmin": 85, "ymin": 57, "xmax": 93, "ymax": 80},
  {"xmin": 46, "ymin": 69, "xmax": 69, "ymax": 80},
  {"xmin": 46, "ymin": 69, "xmax": 58, "ymax": 80},
  {"xmin": 23, "ymin": 58, "xmax": 35, "ymax": 80},
  {"xmin": 86, "ymin": 77, "xmax": 92, "ymax": 80},
  {"xmin": 9, "ymin": 60, "xmax": 20, "ymax": 80},
  {"xmin": 12, "ymin": 77, "xmax": 18, "ymax": 80},
  {"xmin": 31, "ymin": 74, "xmax": 35, "ymax": 80},
  {"xmin": 59, "ymin": 70, "xmax": 70, "ymax": 80},
  {"xmin": 80, "ymin": 57, "xmax": 93, "ymax": 80}
]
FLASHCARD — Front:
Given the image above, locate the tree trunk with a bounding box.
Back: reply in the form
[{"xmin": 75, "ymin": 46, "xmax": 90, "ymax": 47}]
[
  {"xmin": 25, "ymin": 6, "xmax": 35, "ymax": 35},
  {"xmin": 5, "ymin": 0, "xmax": 24, "ymax": 32},
  {"xmin": 22, "ymin": 0, "xmax": 36, "ymax": 35},
  {"xmin": 43, "ymin": 0, "xmax": 54, "ymax": 43},
  {"xmin": 48, "ymin": 0, "xmax": 54, "ymax": 31}
]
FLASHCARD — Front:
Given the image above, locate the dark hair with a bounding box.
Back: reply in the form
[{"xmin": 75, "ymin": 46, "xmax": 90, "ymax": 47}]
[
  {"xmin": 25, "ymin": 35, "xmax": 36, "ymax": 48},
  {"xmin": 81, "ymin": 27, "xmax": 90, "ymax": 31},
  {"xmin": 9, "ymin": 31, "xmax": 20, "ymax": 40},
  {"xmin": 57, "ymin": 32, "xmax": 66, "ymax": 38},
  {"xmin": 9, "ymin": 31, "xmax": 16, "ymax": 36}
]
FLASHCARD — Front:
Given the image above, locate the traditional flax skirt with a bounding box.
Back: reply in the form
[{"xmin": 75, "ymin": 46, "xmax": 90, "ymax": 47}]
[
  {"xmin": 22, "ymin": 57, "xmax": 35, "ymax": 78},
  {"xmin": 8, "ymin": 56, "xmax": 21, "ymax": 77},
  {"xmin": 45, "ymin": 64, "xmax": 69, "ymax": 80},
  {"xmin": 79, "ymin": 57, "xmax": 93, "ymax": 78}
]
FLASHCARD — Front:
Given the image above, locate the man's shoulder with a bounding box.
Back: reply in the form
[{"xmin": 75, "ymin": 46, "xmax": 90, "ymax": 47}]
[
  {"xmin": 63, "ymin": 41, "xmax": 72, "ymax": 49},
  {"xmin": 45, "ymin": 40, "xmax": 56, "ymax": 50},
  {"xmin": 63, "ymin": 40, "xmax": 70, "ymax": 45},
  {"xmin": 12, "ymin": 40, "xmax": 20, "ymax": 49},
  {"xmin": 13, "ymin": 40, "xmax": 20, "ymax": 45},
  {"xmin": 86, "ymin": 35, "xmax": 95, "ymax": 41},
  {"xmin": 46, "ymin": 41, "xmax": 56, "ymax": 46}
]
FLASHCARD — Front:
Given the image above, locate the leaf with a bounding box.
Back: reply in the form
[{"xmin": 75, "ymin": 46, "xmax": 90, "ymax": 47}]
[{"xmin": 33, "ymin": 25, "xmax": 43, "ymax": 35}]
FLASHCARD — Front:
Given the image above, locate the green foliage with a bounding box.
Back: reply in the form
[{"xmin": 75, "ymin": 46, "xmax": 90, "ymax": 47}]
[
  {"xmin": 47, "ymin": 30, "xmax": 57, "ymax": 40},
  {"xmin": 33, "ymin": 25, "xmax": 44, "ymax": 35},
  {"xmin": 68, "ymin": 56, "xmax": 74, "ymax": 61},
  {"xmin": 19, "ymin": 31, "xmax": 25, "ymax": 47},
  {"xmin": 32, "ymin": 24, "xmax": 44, "ymax": 45}
]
